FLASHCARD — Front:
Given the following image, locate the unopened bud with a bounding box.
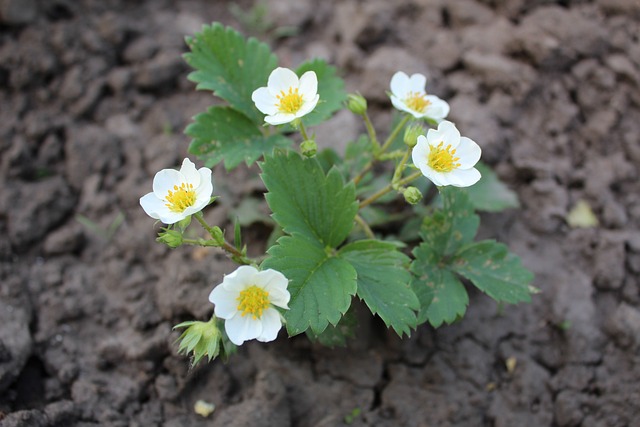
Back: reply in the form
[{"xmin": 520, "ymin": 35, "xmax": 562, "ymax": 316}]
[
  {"xmin": 209, "ymin": 225, "xmax": 225, "ymax": 246},
  {"xmin": 346, "ymin": 93, "xmax": 367, "ymax": 115},
  {"xmin": 404, "ymin": 123, "xmax": 423, "ymax": 148},
  {"xmin": 174, "ymin": 317, "xmax": 222, "ymax": 366},
  {"xmin": 157, "ymin": 229, "xmax": 183, "ymax": 248},
  {"xmin": 300, "ymin": 140, "xmax": 317, "ymax": 157},
  {"xmin": 403, "ymin": 186, "xmax": 422, "ymax": 205}
]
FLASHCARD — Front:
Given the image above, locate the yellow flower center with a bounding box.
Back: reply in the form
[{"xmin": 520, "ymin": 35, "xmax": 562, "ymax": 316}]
[
  {"xmin": 404, "ymin": 91, "xmax": 431, "ymax": 113},
  {"xmin": 237, "ymin": 285, "xmax": 270, "ymax": 319},
  {"xmin": 428, "ymin": 142, "xmax": 461, "ymax": 173},
  {"xmin": 165, "ymin": 183, "xmax": 196, "ymax": 212},
  {"xmin": 277, "ymin": 87, "xmax": 304, "ymax": 114}
]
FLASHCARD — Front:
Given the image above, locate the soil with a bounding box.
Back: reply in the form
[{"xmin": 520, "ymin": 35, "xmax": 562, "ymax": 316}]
[{"xmin": 1, "ymin": 0, "xmax": 640, "ymax": 426}]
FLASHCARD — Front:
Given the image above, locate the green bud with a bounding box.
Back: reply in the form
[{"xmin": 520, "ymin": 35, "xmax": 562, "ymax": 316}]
[
  {"xmin": 300, "ymin": 140, "xmax": 317, "ymax": 157},
  {"xmin": 403, "ymin": 186, "xmax": 423, "ymax": 205},
  {"xmin": 176, "ymin": 215, "xmax": 192, "ymax": 232},
  {"xmin": 174, "ymin": 317, "xmax": 222, "ymax": 366},
  {"xmin": 346, "ymin": 93, "xmax": 367, "ymax": 115},
  {"xmin": 209, "ymin": 225, "xmax": 225, "ymax": 246},
  {"xmin": 403, "ymin": 123, "xmax": 423, "ymax": 148},
  {"xmin": 157, "ymin": 229, "xmax": 183, "ymax": 248}
]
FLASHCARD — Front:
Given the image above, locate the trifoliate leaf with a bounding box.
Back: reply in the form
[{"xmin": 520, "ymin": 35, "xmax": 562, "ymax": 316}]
[
  {"xmin": 186, "ymin": 106, "xmax": 291, "ymax": 169},
  {"xmin": 452, "ymin": 240, "xmax": 533, "ymax": 304},
  {"xmin": 184, "ymin": 23, "xmax": 277, "ymax": 124},
  {"xmin": 464, "ymin": 162, "xmax": 520, "ymax": 212},
  {"xmin": 421, "ymin": 187, "xmax": 479, "ymax": 256},
  {"xmin": 339, "ymin": 240, "xmax": 418, "ymax": 337},
  {"xmin": 261, "ymin": 151, "xmax": 358, "ymax": 248},
  {"xmin": 411, "ymin": 243, "xmax": 469, "ymax": 327},
  {"xmin": 263, "ymin": 234, "xmax": 357, "ymax": 335},
  {"xmin": 296, "ymin": 59, "xmax": 346, "ymax": 126}
]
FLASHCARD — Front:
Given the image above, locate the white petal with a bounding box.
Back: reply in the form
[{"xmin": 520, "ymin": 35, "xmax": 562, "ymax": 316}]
[
  {"xmin": 267, "ymin": 67, "xmax": 299, "ymax": 95},
  {"xmin": 152, "ymin": 169, "xmax": 182, "ymax": 198},
  {"xmin": 139, "ymin": 192, "xmax": 165, "ymax": 220},
  {"xmin": 298, "ymin": 71, "xmax": 318, "ymax": 98},
  {"xmin": 252, "ymin": 87, "xmax": 279, "ymax": 115},
  {"xmin": 209, "ymin": 285, "xmax": 239, "ymax": 319},
  {"xmin": 411, "ymin": 136, "xmax": 430, "ymax": 170},
  {"xmin": 390, "ymin": 95, "xmax": 410, "ymax": 114},
  {"xmin": 295, "ymin": 94, "xmax": 319, "ymax": 118},
  {"xmin": 455, "ymin": 137, "xmax": 482, "ymax": 169},
  {"xmin": 447, "ymin": 168, "xmax": 481, "ymax": 187},
  {"xmin": 156, "ymin": 210, "xmax": 189, "ymax": 225},
  {"xmin": 424, "ymin": 96, "xmax": 450, "ymax": 121},
  {"xmin": 223, "ymin": 265, "xmax": 260, "ymax": 292},
  {"xmin": 179, "ymin": 158, "xmax": 200, "ymax": 187},
  {"xmin": 256, "ymin": 308, "xmax": 283, "ymax": 342},
  {"xmin": 424, "ymin": 169, "xmax": 448, "ymax": 187},
  {"xmin": 433, "ymin": 120, "xmax": 461, "ymax": 149},
  {"xmin": 195, "ymin": 167, "xmax": 214, "ymax": 199},
  {"xmin": 407, "ymin": 73, "xmax": 427, "ymax": 93},
  {"xmin": 259, "ymin": 269, "xmax": 290, "ymax": 309},
  {"xmin": 225, "ymin": 314, "xmax": 262, "ymax": 346},
  {"xmin": 265, "ymin": 113, "xmax": 296, "ymax": 125},
  {"xmin": 390, "ymin": 71, "xmax": 410, "ymax": 98}
]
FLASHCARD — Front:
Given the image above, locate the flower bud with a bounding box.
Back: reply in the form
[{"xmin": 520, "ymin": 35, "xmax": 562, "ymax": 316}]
[
  {"xmin": 300, "ymin": 140, "xmax": 317, "ymax": 157},
  {"xmin": 403, "ymin": 186, "xmax": 423, "ymax": 205},
  {"xmin": 174, "ymin": 317, "xmax": 222, "ymax": 366},
  {"xmin": 209, "ymin": 225, "xmax": 225, "ymax": 246},
  {"xmin": 403, "ymin": 123, "xmax": 423, "ymax": 148},
  {"xmin": 346, "ymin": 93, "xmax": 367, "ymax": 115},
  {"xmin": 157, "ymin": 229, "xmax": 183, "ymax": 248}
]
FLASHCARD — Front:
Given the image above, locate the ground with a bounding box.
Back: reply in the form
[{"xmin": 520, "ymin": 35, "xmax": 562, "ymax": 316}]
[{"xmin": 1, "ymin": 0, "xmax": 640, "ymax": 426}]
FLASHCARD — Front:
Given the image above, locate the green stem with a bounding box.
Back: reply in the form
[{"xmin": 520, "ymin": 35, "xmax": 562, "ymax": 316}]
[
  {"xmin": 392, "ymin": 148, "xmax": 411, "ymax": 186},
  {"xmin": 359, "ymin": 171, "xmax": 422, "ymax": 209},
  {"xmin": 182, "ymin": 238, "xmax": 219, "ymax": 247},
  {"xmin": 355, "ymin": 214, "xmax": 375, "ymax": 239},
  {"xmin": 194, "ymin": 213, "xmax": 254, "ymax": 265},
  {"xmin": 378, "ymin": 115, "xmax": 411, "ymax": 156},
  {"xmin": 363, "ymin": 113, "xmax": 379, "ymax": 152},
  {"xmin": 299, "ymin": 121, "xmax": 310, "ymax": 141}
]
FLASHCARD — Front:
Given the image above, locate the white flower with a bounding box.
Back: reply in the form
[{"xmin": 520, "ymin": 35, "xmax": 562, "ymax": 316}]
[
  {"xmin": 389, "ymin": 71, "xmax": 450, "ymax": 121},
  {"xmin": 209, "ymin": 265, "xmax": 290, "ymax": 346},
  {"xmin": 251, "ymin": 67, "xmax": 320, "ymax": 125},
  {"xmin": 140, "ymin": 158, "xmax": 213, "ymax": 224},
  {"xmin": 411, "ymin": 120, "xmax": 482, "ymax": 187}
]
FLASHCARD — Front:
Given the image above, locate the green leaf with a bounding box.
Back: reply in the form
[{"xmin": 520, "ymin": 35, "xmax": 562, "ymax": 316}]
[
  {"xmin": 421, "ymin": 187, "xmax": 479, "ymax": 256},
  {"xmin": 184, "ymin": 23, "xmax": 277, "ymax": 124},
  {"xmin": 263, "ymin": 235, "xmax": 357, "ymax": 335},
  {"xmin": 261, "ymin": 151, "xmax": 358, "ymax": 247},
  {"xmin": 186, "ymin": 106, "xmax": 291, "ymax": 169},
  {"xmin": 306, "ymin": 307, "xmax": 357, "ymax": 347},
  {"xmin": 411, "ymin": 243, "xmax": 468, "ymax": 327},
  {"xmin": 339, "ymin": 240, "xmax": 418, "ymax": 337},
  {"xmin": 464, "ymin": 162, "xmax": 520, "ymax": 212},
  {"xmin": 297, "ymin": 59, "xmax": 346, "ymax": 126},
  {"xmin": 452, "ymin": 240, "xmax": 533, "ymax": 304}
]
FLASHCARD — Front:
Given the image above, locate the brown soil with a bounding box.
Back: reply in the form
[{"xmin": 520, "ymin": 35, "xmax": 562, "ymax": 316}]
[{"xmin": 1, "ymin": 0, "xmax": 640, "ymax": 426}]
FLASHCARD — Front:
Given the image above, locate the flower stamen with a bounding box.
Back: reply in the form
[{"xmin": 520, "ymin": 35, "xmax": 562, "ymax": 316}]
[
  {"xmin": 404, "ymin": 91, "xmax": 431, "ymax": 113},
  {"xmin": 427, "ymin": 142, "xmax": 461, "ymax": 173},
  {"xmin": 276, "ymin": 87, "xmax": 304, "ymax": 114},
  {"xmin": 165, "ymin": 183, "xmax": 196, "ymax": 212},
  {"xmin": 236, "ymin": 285, "xmax": 270, "ymax": 319}
]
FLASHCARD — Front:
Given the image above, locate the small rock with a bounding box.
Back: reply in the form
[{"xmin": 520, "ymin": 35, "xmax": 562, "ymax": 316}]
[
  {"xmin": 554, "ymin": 390, "xmax": 586, "ymax": 427},
  {"xmin": 43, "ymin": 223, "xmax": 85, "ymax": 256},
  {"xmin": 462, "ymin": 50, "xmax": 535, "ymax": 98},
  {"xmin": 605, "ymin": 303, "xmax": 640, "ymax": 350},
  {"xmin": 123, "ymin": 37, "xmax": 159, "ymax": 63},
  {"xmin": 360, "ymin": 46, "xmax": 429, "ymax": 102},
  {"xmin": 5, "ymin": 176, "xmax": 76, "ymax": 250},
  {"xmin": 445, "ymin": 0, "xmax": 494, "ymax": 27},
  {"xmin": 135, "ymin": 51, "xmax": 185, "ymax": 90}
]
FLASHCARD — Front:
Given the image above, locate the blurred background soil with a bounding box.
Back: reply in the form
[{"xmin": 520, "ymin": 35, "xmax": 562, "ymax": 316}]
[{"xmin": 1, "ymin": 0, "xmax": 639, "ymax": 426}]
